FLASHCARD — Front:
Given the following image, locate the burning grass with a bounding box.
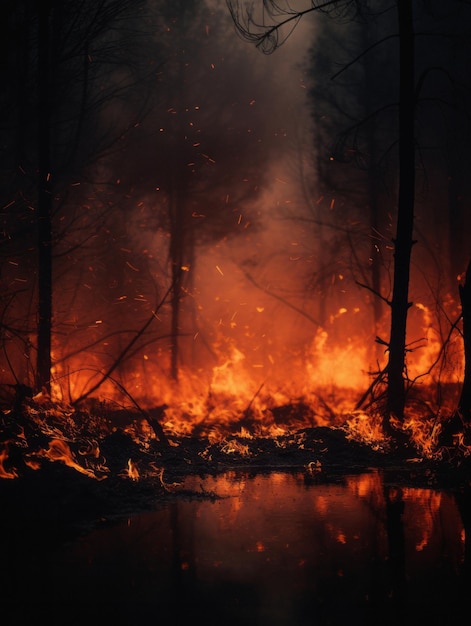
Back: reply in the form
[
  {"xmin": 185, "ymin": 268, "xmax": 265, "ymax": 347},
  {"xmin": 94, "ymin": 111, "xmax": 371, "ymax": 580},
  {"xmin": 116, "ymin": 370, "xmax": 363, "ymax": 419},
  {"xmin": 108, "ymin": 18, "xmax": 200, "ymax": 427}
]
[
  {"xmin": 0, "ymin": 406, "xmax": 468, "ymax": 546},
  {"xmin": 0, "ymin": 382, "xmax": 469, "ymax": 489},
  {"xmin": 0, "ymin": 374, "xmax": 469, "ymax": 554}
]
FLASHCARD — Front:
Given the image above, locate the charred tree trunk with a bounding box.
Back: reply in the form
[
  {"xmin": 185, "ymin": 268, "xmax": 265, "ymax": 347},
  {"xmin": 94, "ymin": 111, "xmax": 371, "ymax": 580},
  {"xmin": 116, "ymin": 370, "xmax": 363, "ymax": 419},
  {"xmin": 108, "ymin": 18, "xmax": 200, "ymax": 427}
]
[
  {"xmin": 459, "ymin": 261, "xmax": 471, "ymax": 422},
  {"xmin": 385, "ymin": 0, "xmax": 415, "ymax": 429},
  {"xmin": 169, "ymin": 187, "xmax": 185, "ymax": 382},
  {"xmin": 448, "ymin": 159, "xmax": 466, "ymax": 283},
  {"xmin": 35, "ymin": 1, "xmax": 53, "ymax": 394},
  {"xmin": 167, "ymin": 1, "xmax": 197, "ymax": 382}
]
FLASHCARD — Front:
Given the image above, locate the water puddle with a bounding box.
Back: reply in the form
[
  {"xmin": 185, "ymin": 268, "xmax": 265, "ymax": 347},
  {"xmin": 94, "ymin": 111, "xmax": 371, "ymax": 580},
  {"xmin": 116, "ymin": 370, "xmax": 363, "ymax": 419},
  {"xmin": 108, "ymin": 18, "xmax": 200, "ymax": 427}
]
[{"xmin": 2, "ymin": 470, "xmax": 469, "ymax": 625}]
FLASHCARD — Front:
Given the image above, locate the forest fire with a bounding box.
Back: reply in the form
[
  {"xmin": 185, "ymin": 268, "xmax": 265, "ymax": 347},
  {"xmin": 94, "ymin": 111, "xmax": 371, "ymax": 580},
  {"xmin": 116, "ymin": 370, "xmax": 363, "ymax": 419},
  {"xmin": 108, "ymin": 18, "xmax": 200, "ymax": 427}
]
[
  {"xmin": 3, "ymin": 3, "xmax": 471, "ymax": 622},
  {"xmin": 1, "ymin": 0, "xmax": 469, "ymax": 497},
  {"xmin": 0, "ymin": 300, "xmax": 467, "ymax": 485},
  {"xmin": 0, "ymin": 201, "xmax": 468, "ymax": 488}
]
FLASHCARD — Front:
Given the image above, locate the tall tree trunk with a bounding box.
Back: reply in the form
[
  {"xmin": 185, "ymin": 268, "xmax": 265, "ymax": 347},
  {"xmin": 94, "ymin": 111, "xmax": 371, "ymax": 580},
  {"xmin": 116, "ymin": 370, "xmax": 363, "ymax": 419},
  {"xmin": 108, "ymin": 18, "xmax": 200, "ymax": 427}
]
[
  {"xmin": 459, "ymin": 261, "xmax": 471, "ymax": 422},
  {"xmin": 167, "ymin": 0, "xmax": 197, "ymax": 382},
  {"xmin": 447, "ymin": 157, "xmax": 466, "ymax": 283},
  {"xmin": 385, "ymin": 0, "xmax": 415, "ymax": 428},
  {"xmin": 35, "ymin": 1, "xmax": 53, "ymax": 394},
  {"xmin": 169, "ymin": 186, "xmax": 185, "ymax": 382}
]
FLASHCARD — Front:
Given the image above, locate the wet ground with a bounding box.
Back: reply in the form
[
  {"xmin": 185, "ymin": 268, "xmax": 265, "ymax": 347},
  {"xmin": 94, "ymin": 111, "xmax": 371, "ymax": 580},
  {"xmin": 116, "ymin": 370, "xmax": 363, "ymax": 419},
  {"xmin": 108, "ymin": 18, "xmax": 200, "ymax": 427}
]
[
  {"xmin": 1, "ymin": 421, "xmax": 471, "ymax": 544},
  {"xmin": 2, "ymin": 466, "xmax": 470, "ymax": 626},
  {"xmin": 3, "ymin": 404, "xmax": 471, "ymax": 625}
]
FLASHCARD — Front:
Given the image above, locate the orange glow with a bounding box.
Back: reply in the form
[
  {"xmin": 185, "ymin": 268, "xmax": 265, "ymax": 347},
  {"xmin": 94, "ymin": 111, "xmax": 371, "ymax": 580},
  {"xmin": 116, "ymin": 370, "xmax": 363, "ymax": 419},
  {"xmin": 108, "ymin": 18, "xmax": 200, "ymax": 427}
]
[
  {"xmin": 24, "ymin": 457, "xmax": 42, "ymax": 471},
  {"xmin": 40, "ymin": 439, "xmax": 99, "ymax": 479},
  {"xmin": 0, "ymin": 222, "xmax": 463, "ymax": 484},
  {"xmin": 336, "ymin": 532, "xmax": 347, "ymax": 544},
  {"xmin": 345, "ymin": 412, "xmax": 386, "ymax": 451},
  {"xmin": 126, "ymin": 459, "xmax": 140, "ymax": 481},
  {"xmin": 44, "ymin": 249, "xmax": 464, "ymax": 457},
  {"xmin": 401, "ymin": 487, "xmax": 450, "ymax": 554},
  {"xmin": 0, "ymin": 445, "xmax": 17, "ymax": 479}
]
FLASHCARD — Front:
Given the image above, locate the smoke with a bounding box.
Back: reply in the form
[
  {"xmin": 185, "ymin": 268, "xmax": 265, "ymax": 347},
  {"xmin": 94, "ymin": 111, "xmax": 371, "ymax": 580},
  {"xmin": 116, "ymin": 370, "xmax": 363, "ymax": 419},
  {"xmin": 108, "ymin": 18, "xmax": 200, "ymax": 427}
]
[
  {"xmin": 63, "ymin": 2, "xmax": 322, "ymax": 389},
  {"xmin": 3, "ymin": 0, "xmax": 466, "ymax": 411},
  {"xmin": 49, "ymin": 3, "xmax": 401, "ymax": 403}
]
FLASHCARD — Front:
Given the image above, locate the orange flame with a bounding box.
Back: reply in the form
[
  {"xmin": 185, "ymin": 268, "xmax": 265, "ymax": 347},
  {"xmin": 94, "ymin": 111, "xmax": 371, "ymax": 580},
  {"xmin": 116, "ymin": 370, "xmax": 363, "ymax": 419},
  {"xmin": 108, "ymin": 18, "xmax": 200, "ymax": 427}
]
[
  {"xmin": 127, "ymin": 458, "xmax": 140, "ymax": 480},
  {"xmin": 0, "ymin": 445, "xmax": 18, "ymax": 479},
  {"xmin": 48, "ymin": 287, "xmax": 463, "ymax": 442},
  {"xmin": 41, "ymin": 438, "xmax": 98, "ymax": 479}
]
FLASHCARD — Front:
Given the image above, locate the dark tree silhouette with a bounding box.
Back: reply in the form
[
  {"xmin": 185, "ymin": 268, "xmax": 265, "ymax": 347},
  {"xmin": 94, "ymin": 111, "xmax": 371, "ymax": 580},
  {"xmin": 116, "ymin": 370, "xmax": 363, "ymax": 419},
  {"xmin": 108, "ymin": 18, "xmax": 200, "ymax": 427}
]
[
  {"xmin": 226, "ymin": 0, "xmax": 471, "ymax": 438},
  {"xmin": 36, "ymin": 1, "xmax": 53, "ymax": 393},
  {"xmin": 459, "ymin": 261, "xmax": 471, "ymax": 423},
  {"xmin": 226, "ymin": 0, "xmax": 417, "ymax": 426},
  {"xmin": 2, "ymin": 0, "xmax": 153, "ymax": 395},
  {"xmin": 120, "ymin": 1, "xmax": 284, "ymax": 383},
  {"xmin": 305, "ymin": 6, "xmax": 394, "ymax": 352},
  {"xmin": 386, "ymin": 0, "xmax": 415, "ymax": 426}
]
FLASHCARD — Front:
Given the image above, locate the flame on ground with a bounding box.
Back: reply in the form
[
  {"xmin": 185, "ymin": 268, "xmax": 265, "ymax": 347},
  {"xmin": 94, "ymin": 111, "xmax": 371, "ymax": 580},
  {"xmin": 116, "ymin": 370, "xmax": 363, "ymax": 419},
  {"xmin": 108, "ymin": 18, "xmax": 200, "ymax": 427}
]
[
  {"xmin": 0, "ymin": 445, "xmax": 18, "ymax": 479},
  {"xmin": 126, "ymin": 458, "xmax": 139, "ymax": 481},
  {"xmin": 0, "ymin": 294, "xmax": 466, "ymax": 480},
  {"xmin": 40, "ymin": 439, "xmax": 99, "ymax": 479}
]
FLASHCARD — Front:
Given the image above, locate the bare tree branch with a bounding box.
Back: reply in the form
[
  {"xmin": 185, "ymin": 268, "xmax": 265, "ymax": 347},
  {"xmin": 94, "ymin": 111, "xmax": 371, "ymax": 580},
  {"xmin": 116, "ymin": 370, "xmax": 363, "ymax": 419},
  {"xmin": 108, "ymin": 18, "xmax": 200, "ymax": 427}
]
[
  {"xmin": 226, "ymin": 0, "xmax": 355, "ymax": 53},
  {"xmin": 71, "ymin": 280, "xmax": 174, "ymax": 406}
]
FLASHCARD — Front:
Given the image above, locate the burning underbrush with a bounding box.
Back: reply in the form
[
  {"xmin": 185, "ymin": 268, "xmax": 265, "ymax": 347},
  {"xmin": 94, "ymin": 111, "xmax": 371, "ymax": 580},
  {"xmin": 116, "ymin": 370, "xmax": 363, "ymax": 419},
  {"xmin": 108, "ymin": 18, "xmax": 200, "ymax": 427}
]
[
  {"xmin": 0, "ymin": 373, "xmax": 469, "ymax": 547},
  {"xmin": 0, "ymin": 383, "xmax": 469, "ymax": 491}
]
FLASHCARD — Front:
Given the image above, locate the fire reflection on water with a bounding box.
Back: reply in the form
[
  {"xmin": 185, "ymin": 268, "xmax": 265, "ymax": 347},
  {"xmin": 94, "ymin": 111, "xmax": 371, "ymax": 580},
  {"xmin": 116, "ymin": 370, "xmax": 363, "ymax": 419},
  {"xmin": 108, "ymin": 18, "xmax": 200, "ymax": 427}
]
[{"xmin": 1, "ymin": 470, "xmax": 468, "ymax": 625}]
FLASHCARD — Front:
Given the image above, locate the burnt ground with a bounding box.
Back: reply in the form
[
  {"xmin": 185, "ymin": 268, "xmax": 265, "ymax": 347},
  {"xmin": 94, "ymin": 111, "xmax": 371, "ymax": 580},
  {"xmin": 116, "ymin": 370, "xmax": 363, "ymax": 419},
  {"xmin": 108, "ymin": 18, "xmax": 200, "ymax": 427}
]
[
  {"xmin": 2, "ymin": 400, "xmax": 471, "ymax": 544},
  {"xmin": 2, "ymin": 400, "xmax": 471, "ymax": 626}
]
